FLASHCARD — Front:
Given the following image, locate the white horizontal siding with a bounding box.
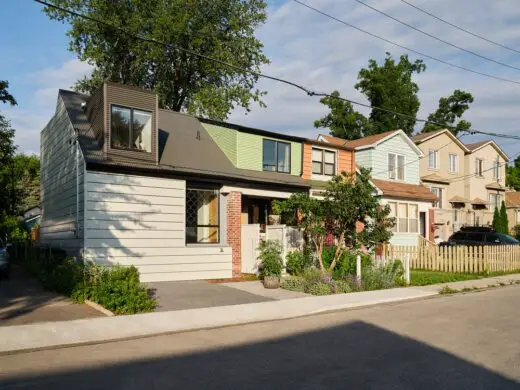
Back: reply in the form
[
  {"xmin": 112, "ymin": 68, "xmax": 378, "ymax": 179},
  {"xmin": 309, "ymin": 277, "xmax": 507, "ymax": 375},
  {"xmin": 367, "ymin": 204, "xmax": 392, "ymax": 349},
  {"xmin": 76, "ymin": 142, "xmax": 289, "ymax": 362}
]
[
  {"xmin": 40, "ymin": 97, "xmax": 84, "ymax": 255},
  {"xmin": 85, "ymin": 171, "xmax": 232, "ymax": 281},
  {"xmin": 372, "ymin": 134, "xmax": 420, "ymax": 184}
]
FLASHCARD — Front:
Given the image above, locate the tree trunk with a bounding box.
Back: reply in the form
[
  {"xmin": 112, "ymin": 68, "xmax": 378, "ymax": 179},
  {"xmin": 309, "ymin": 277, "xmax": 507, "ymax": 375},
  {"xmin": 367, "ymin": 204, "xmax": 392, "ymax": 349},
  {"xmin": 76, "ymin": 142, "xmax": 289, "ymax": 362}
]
[{"xmin": 328, "ymin": 231, "xmax": 346, "ymax": 272}]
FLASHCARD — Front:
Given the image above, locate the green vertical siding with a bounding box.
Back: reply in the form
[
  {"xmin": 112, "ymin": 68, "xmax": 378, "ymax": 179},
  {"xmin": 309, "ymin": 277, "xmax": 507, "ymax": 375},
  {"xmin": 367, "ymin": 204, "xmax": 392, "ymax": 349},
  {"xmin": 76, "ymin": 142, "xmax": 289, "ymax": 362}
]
[
  {"xmin": 202, "ymin": 123, "xmax": 238, "ymax": 165},
  {"xmin": 237, "ymin": 132, "xmax": 302, "ymax": 176}
]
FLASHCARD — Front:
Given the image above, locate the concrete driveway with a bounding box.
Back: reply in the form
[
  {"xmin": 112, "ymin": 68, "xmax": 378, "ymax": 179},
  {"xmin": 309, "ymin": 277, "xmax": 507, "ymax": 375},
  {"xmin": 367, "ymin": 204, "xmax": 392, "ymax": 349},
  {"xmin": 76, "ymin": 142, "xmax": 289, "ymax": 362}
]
[
  {"xmin": 147, "ymin": 280, "xmax": 273, "ymax": 311},
  {"xmin": 0, "ymin": 264, "xmax": 101, "ymax": 326}
]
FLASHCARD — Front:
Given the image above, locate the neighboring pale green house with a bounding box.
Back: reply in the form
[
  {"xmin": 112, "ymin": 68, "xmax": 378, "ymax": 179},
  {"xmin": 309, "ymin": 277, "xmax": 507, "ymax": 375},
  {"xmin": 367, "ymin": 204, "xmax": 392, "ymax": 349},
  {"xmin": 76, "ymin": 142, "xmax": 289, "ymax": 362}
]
[{"xmin": 320, "ymin": 130, "xmax": 438, "ymax": 246}]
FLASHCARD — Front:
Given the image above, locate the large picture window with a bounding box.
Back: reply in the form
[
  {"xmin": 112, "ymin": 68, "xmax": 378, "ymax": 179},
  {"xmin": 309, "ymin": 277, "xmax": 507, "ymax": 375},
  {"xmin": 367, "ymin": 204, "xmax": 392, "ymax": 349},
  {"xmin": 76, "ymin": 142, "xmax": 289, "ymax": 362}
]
[
  {"xmin": 263, "ymin": 139, "xmax": 291, "ymax": 173},
  {"xmin": 111, "ymin": 105, "xmax": 152, "ymax": 153},
  {"xmin": 388, "ymin": 202, "xmax": 419, "ymax": 233},
  {"xmin": 312, "ymin": 148, "xmax": 336, "ymax": 176},
  {"xmin": 186, "ymin": 188, "xmax": 219, "ymax": 244}
]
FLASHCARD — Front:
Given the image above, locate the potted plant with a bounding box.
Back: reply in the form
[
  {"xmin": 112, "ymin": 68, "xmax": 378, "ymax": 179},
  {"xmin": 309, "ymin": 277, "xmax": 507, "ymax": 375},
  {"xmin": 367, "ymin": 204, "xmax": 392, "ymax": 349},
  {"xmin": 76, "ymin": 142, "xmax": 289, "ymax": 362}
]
[{"xmin": 258, "ymin": 240, "xmax": 283, "ymax": 289}]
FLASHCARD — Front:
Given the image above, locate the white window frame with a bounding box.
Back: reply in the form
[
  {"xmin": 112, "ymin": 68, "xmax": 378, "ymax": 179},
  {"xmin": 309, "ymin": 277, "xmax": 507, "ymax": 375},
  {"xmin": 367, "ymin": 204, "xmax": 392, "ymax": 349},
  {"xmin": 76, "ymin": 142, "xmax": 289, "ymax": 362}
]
[
  {"xmin": 430, "ymin": 187, "xmax": 442, "ymax": 208},
  {"xmin": 475, "ymin": 158, "xmax": 484, "ymax": 177},
  {"xmin": 428, "ymin": 149, "xmax": 439, "ymax": 169},
  {"xmin": 388, "ymin": 153, "xmax": 405, "ymax": 181},
  {"xmin": 388, "ymin": 201, "xmax": 419, "ymax": 233},
  {"xmin": 449, "ymin": 153, "xmax": 458, "ymax": 173},
  {"xmin": 312, "ymin": 147, "xmax": 336, "ymax": 176},
  {"xmin": 493, "ymin": 158, "xmax": 500, "ymax": 179},
  {"xmin": 489, "ymin": 193, "xmax": 501, "ymax": 210}
]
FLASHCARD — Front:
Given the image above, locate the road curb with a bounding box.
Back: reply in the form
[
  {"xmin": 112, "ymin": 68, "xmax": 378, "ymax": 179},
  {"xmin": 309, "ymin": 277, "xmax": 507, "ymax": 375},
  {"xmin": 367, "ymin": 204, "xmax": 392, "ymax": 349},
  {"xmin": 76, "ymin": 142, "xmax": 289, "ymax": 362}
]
[
  {"xmin": 85, "ymin": 300, "xmax": 114, "ymax": 317},
  {"xmin": 0, "ymin": 288, "xmax": 437, "ymax": 355}
]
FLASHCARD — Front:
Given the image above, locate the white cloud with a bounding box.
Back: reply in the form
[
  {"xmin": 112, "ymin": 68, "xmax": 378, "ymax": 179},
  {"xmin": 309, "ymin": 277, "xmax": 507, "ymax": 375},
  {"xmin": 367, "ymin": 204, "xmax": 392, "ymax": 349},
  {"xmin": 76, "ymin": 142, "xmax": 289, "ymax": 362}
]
[
  {"xmin": 228, "ymin": 0, "xmax": 520, "ymax": 158},
  {"xmin": 10, "ymin": 58, "xmax": 92, "ymax": 153}
]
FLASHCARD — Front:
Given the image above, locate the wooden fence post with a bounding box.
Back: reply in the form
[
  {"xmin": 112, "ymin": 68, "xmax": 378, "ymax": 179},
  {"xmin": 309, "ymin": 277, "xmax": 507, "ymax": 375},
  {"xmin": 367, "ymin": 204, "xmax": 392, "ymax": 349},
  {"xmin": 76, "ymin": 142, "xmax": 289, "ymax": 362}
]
[{"xmin": 405, "ymin": 254, "xmax": 410, "ymax": 285}]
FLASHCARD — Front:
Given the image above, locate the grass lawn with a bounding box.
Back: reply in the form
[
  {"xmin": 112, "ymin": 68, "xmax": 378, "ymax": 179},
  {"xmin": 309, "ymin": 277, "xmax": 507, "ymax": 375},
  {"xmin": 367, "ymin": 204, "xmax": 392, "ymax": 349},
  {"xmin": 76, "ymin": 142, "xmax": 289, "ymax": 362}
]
[{"xmin": 410, "ymin": 270, "xmax": 484, "ymax": 286}]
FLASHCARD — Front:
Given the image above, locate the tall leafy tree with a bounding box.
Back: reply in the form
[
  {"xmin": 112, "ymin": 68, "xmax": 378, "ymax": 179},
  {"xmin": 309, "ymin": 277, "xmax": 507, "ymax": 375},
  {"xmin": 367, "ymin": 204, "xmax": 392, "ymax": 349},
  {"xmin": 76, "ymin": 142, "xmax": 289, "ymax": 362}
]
[
  {"xmin": 0, "ymin": 80, "xmax": 17, "ymax": 216},
  {"xmin": 506, "ymin": 156, "xmax": 520, "ymax": 191},
  {"xmin": 422, "ymin": 89, "xmax": 474, "ymax": 135},
  {"xmin": 499, "ymin": 201, "xmax": 509, "ymax": 234},
  {"xmin": 42, "ymin": 0, "xmax": 269, "ymax": 120},
  {"xmin": 314, "ymin": 91, "xmax": 371, "ymax": 140},
  {"xmin": 355, "ymin": 53, "xmax": 426, "ymax": 135}
]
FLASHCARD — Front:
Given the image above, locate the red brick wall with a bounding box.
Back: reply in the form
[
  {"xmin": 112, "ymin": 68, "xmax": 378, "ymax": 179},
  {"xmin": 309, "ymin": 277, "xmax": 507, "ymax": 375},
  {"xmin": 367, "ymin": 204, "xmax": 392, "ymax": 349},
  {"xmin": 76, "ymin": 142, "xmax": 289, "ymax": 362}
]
[
  {"xmin": 226, "ymin": 191, "xmax": 242, "ymax": 276},
  {"xmin": 428, "ymin": 208, "xmax": 435, "ymax": 242}
]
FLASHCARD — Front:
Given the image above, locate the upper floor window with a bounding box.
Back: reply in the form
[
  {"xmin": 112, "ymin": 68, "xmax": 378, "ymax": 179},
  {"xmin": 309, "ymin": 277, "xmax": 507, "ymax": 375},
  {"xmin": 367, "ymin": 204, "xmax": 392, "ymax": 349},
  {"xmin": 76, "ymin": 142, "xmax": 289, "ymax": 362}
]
[
  {"xmin": 489, "ymin": 193, "xmax": 501, "ymax": 210},
  {"xmin": 475, "ymin": 158, "xmax": 484, "ymax": 177},
  {"xmin": 111, "ymin": 105, "xmax": 152, "ymax": 153},
  {"xmin": 263, "ymin": 139, "xmax": 290, "ymax": 173},
  {"xmin": 449, "ymin": 154, "xmax": 458, "ymax": 173},
  {"xmin": 312, "ymin": 148, "xmax": 336, "ymax": 176},
  {"xmin": 428, "ymin": 149, "xmax": 438, "ymax": 169},
  {"xmin": 493, "ymin": 158, "xmax": 500, "ymax": 179},
  {"xmin": 388, "ymin": 153, "xmax": 404, "ymax": 180},
  {"xmin": 431, "ymin": 187, "xmax": 442, "ymax": 208}
]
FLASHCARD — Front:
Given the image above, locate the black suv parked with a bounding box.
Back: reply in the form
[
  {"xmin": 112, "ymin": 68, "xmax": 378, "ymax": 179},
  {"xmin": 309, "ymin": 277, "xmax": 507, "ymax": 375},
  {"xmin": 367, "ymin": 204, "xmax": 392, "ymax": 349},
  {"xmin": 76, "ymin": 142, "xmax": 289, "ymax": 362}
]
[{"xmin": 442, "ymin": 226, "xmax": 520, "ymax": 246}]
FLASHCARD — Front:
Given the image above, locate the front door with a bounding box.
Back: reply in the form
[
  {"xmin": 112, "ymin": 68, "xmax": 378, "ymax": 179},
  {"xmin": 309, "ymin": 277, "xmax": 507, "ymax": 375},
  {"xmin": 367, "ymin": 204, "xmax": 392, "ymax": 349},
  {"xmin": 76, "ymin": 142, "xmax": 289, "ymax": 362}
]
[{"xmin": 420, "ymin": 211, "xmax": 426, "ymax": 237}]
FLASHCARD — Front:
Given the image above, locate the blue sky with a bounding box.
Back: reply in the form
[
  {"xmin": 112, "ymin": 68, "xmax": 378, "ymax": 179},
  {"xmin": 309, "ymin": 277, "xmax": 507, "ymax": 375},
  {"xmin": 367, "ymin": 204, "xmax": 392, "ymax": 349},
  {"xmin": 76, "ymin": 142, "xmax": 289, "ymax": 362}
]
[{"xmin": 1, "ymin": 0, "xmax": 519, "ymax": 159}]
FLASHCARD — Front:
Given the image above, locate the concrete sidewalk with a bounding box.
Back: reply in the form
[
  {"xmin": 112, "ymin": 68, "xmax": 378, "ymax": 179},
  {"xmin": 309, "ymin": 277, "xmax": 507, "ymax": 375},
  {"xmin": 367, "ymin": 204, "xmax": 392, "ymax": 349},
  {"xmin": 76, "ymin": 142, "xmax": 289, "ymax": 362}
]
[{"xmin": 1, "ymin": 273, "xmax": 519, "ymax": 354}]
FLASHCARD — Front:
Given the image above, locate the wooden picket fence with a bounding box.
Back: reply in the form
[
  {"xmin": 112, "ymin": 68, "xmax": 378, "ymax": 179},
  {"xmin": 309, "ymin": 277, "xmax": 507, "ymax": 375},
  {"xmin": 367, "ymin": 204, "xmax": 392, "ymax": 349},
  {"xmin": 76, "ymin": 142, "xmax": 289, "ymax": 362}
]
[{"xmin": 381, "ymin": 244, "xmax": 520, "ymax": 274}]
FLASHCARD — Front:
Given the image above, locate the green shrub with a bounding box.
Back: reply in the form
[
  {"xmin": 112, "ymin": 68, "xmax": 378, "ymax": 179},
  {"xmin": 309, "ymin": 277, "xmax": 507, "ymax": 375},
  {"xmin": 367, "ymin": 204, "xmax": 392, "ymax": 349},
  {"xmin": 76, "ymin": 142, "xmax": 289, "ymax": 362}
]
[
  {"xmin": 285, "ymin": 248, "xmax": 313, "ymax": 275},
  {"xmin": 280, "ymin": 277, "xmax": 306, "ymax": 292},
  {"xmin": 258, "ymin": 240, "xmax": 283, "ymax": 277},
  {"xmin": 307, "ymin": 282, "xmax": 334, "ymax": 296},
  {"xmin": 333, "ymin": 280, "xmax": 352, "ymax": 294},
  {"xmin": 300, "ymin": 267, "xmax": 325, "ymax": 284},
  {"xmin": 321, "ymin": 247, "xmax": 372, "ymax": 277},
  {"xmin": 514, "ymin": 225, "xmax": 520, "ymax": 240},
  {"xmin": 362, "ymin": 261, "xmax": 404, "ymax": 291}
]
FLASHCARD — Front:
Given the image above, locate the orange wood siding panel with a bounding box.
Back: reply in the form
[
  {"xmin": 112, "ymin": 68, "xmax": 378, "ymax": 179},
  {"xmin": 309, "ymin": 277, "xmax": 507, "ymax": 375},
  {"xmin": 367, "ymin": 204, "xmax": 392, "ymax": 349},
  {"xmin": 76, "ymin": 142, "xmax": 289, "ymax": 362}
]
[
  {"xmin": 338, "ymin": 149, "xmax": 355, "ymax": 174},
  {"xmin": 302, "ymin": 142, "xmax": 313, "ymax": 179}
]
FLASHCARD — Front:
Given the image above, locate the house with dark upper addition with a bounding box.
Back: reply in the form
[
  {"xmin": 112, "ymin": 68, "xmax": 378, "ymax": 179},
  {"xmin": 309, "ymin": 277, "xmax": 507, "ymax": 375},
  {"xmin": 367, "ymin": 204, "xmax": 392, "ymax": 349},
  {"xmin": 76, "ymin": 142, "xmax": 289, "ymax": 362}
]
[
  {"xmin": 40, "ymin": 82, "xmax": 358, "ymax": 281},
  {"xmin": 413, "ymin": 129, "xmax": 509, "ymax": 242},
  {"xmin": 320, "ymin": 130, "xmax": 438, "ymax": 246}
]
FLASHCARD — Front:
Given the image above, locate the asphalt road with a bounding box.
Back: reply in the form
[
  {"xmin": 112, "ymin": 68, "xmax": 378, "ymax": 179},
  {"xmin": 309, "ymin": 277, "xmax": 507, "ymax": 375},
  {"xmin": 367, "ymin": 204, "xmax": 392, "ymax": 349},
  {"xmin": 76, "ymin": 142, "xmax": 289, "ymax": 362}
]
[{"xmin": 1, "ymin": 286, "xmax": 520, "ymax": 389}]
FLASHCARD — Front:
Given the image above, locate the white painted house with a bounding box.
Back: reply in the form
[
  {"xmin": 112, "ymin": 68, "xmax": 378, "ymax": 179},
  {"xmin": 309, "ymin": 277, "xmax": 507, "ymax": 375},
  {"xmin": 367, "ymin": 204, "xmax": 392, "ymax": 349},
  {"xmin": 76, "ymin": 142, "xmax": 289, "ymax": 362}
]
[
  {"xmin": 320, "ymin": 130, "xmax": 437, "ymax": 246},
  {"xmin": 40, "ymin": 83, "xmax": 308, "ymax": 282}
]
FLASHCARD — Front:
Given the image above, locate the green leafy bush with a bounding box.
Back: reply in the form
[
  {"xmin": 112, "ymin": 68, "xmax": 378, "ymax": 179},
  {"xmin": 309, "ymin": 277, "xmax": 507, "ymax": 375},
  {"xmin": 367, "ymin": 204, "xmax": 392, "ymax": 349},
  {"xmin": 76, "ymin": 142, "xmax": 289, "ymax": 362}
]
[
  {"xmin": 514, "ymin": 225, "xmax": 520, "ymax": 240},
  {"xmin": 258, "ymin": 240, "xmax": 283, "ymax": 277},
  {"xmin": 361, "ymin": 260, "xmax": 405, "ymax": 291},
  {"xmin": 321, "ymin": 247, "xmax": 372, "ymax": 278},
  {"xmin": 307, "ymin": 282, "xmax": 334, "ymax": 296},
  {"xmin": 23, "ymin": 249, "xmax": 155, "ymax": 314},
  {"xmin": 333, "ymin": 280, "xmax": 352, "ymax": 294},
  {"xmin": 280, "ymin": 277, "xmax": 306, "ymax": 292},
  {"xmin": 285, "ymin": 248, "xmax": 314, "ymax": 275}
]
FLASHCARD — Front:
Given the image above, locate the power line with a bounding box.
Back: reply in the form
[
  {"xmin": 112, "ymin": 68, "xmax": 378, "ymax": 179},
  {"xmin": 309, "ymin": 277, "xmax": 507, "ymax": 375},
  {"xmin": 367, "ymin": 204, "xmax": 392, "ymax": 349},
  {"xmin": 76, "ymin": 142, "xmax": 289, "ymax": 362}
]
[
  {"xmin": 400, "ymin": 0, "xmax": 520, "ymax": 56},
  {"xmin": 292, "ymin": 0, "xmax": 520, "ymax": 86},
  {"xmin": 371, "ymin": 132, "xmax": 467, "ymax": 177},
  {"xmin": 34, "ymin": 0, "xmax": 520, "ymax": 143},
  {"xmin": 448, "ymin": 150, "xmax": 520, "ymax": 184},
  {"xmin": 354, "ymin": 0, "xmax": 520, "ymax": 72}
]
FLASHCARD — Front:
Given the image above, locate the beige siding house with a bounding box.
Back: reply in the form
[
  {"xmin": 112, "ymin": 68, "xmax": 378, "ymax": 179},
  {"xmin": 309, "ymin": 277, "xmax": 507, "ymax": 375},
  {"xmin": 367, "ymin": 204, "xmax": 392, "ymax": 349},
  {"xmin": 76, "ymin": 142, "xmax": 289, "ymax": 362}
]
[
  {"xmin": 413, "ymin": 130, "xmax": 508, "ymax": 242},
  {"xmin": 505, "ymin": 191, "xmax": 520, "ymax": 233}
]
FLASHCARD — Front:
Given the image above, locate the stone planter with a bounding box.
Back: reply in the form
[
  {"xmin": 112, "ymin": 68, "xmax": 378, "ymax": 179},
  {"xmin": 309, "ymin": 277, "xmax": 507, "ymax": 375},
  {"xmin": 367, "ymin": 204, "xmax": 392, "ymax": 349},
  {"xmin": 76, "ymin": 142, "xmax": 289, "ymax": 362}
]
[{"xmin": 263, "ymin": 275, "xmax": 280, "ymax": 289}]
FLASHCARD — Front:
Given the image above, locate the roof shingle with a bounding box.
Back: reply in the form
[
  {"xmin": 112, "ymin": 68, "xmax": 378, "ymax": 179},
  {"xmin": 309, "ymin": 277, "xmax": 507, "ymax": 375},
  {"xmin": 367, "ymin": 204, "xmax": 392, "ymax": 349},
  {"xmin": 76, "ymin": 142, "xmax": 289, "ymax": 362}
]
[
  {"xmin": 506, "ymin": 192, "xmax": 520, "ymax": 207},
  {"xmin": 320, "ymin": 130, "xmax": 397, "ymax": 149},
  {"xmin": 371, "ymin": 179, "xmax": 438, "ymax": 202}
]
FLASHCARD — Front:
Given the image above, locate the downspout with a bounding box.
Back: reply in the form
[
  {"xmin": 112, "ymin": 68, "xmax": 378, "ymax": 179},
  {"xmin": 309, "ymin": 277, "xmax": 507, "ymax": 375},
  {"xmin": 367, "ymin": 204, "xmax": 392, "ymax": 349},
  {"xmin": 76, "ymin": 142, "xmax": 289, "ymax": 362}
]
[{"xmin": 75, "ymin": 128, "xmax": 80, "ymax": 239}]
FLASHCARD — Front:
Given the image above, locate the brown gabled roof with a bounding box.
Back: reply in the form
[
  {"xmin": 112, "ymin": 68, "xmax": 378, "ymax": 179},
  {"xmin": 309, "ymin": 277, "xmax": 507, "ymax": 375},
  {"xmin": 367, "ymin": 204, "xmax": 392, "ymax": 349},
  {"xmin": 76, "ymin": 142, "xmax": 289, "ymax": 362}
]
[
  {"xmin": 320, "ymin": 130, "xmax": 397, "ymax": 149},
  {"xmin": 411, "ymin": 129, "xmax": 445, "ymax": 143},
  {"xmin": 506, "ymin": 192, "xmax": 520, "ymax": 207},
  {"xmin": 305, "ymin": 139, "xmax": 354, "ymax": 151},
  {"xmin": 471, "ymin": 197, "xmax": 490, "ymax": 205},
  {"xmin": 465, "ymin": 141, "xmax": 489, "ymax": 151},
  {"xmin": 421, "ymin": 173, "xmax": 450, "ymax": 184},
  {"xmin": 371, "ymin": 179, "xmax": 438, "ymax": 202},
  {"xmin": 449, "ymin": 195, "xmax": 469, "ymax": 203},
  {"xmin": 485, "ymin": 182, "xmax": 507, "ymax": 191}
]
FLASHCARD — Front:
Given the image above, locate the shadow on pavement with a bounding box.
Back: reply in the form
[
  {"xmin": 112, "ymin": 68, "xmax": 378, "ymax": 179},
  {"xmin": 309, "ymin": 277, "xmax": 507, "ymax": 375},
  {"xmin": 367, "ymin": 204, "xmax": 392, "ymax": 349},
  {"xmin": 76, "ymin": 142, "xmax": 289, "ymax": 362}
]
[{"xmin": 1, "ymin": 320, "xmax": 518, "ymax": 389}]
